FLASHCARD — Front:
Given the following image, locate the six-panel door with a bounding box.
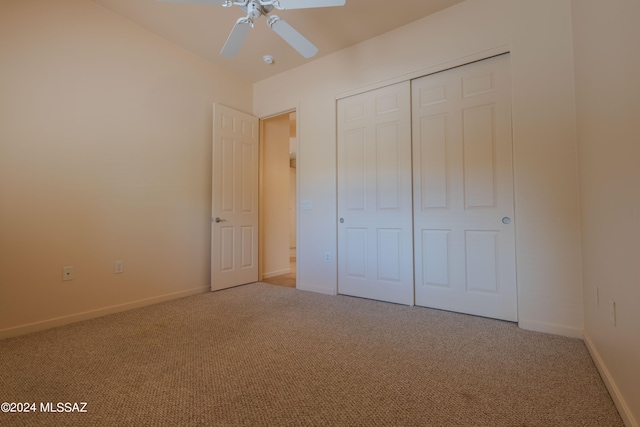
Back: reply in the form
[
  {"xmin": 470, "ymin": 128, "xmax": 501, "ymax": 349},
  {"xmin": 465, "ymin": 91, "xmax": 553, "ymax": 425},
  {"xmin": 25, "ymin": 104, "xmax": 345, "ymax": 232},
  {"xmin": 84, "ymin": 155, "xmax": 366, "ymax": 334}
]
[
  {"xmin": 412, "ymin": 54, "xmax": 517, "ymax": 321},
  {"xmin": 211, "ymin": 104, "xmax": 259, "ymax": 291},
  {"xmin": 337, "ymin": 81, "xmax": 415, "ymax": 306}
]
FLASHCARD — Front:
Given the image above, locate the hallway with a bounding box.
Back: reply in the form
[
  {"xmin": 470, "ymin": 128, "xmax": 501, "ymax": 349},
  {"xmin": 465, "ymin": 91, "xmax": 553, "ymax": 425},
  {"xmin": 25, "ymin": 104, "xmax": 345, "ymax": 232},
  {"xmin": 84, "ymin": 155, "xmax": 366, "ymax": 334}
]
[{"xmin": 262, "ymin": 257, "xmax": 296, "ymax": 288}]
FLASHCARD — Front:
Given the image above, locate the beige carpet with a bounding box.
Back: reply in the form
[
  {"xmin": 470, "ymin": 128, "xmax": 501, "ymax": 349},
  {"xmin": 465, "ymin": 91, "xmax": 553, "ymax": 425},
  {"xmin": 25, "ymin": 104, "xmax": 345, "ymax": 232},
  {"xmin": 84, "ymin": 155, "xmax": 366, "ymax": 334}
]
[{"xmin": 0, "ymin": 283, "xmax": 623, "ymax": 426}]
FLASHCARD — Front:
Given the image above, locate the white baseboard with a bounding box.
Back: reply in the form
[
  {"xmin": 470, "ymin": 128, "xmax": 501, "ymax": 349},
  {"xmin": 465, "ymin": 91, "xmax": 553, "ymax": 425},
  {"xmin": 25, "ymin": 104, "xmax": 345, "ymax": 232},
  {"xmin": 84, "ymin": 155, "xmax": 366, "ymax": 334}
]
[
  {"xmin": 0, "ymin": 286, "xmax": 210, "ymax": 340},
  {"xmin": 261, "ymin": 268, "xmax": 291, "ymax": 279},
  {"xmin": 517, "ymin": 318, "xmax": 583, "ymax": 339},
  {"xmin": 583, "ymin": 331, "xmax": 638, "ymax": 427}
]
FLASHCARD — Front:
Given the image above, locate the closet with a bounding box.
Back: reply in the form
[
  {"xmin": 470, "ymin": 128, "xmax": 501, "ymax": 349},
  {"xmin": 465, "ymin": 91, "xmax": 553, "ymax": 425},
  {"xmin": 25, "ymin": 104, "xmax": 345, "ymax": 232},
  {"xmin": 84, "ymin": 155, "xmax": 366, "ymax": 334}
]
[{"xmin": 337, "ymin": 54, "xmax": 517, "ymax": 321}]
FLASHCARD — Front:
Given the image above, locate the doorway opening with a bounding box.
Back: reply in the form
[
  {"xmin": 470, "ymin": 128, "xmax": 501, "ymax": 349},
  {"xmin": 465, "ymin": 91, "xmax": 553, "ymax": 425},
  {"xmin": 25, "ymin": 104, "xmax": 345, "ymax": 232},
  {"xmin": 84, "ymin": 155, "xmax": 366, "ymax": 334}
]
[{"xmin": 259, "ymin": 111, "xmax": 297, "ymax": 288}]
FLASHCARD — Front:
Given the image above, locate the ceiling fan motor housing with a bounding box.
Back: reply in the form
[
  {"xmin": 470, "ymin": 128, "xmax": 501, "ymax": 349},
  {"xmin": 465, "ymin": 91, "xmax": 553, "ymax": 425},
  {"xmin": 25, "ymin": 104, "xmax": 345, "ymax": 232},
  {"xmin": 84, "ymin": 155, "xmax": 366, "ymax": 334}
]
[{"xmin": 245, "ymin": 0, "xmax": 273, "ymax": 19}]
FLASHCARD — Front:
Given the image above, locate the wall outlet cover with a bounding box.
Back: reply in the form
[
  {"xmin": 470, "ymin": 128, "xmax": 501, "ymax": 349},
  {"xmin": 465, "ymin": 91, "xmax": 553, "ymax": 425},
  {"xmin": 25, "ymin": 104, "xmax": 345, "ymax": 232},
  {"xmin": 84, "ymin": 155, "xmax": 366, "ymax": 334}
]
[{"xmin": 115, "ymin": 260, "xmax": 124, "ymax": 274}]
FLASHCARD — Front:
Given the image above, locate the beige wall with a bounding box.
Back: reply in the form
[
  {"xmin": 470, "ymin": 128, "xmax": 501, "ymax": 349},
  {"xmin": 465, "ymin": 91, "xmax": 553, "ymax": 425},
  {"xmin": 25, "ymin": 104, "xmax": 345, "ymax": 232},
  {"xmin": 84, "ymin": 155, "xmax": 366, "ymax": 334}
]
[
  {"xmin": 0, "ymin": 0, "xmax": 252, "ymax": 337},
  {"xmin": 254, "ymin": 0, "xmax": 584, "ymax": 337},
  {"xmin": 572, "ymin": 1, "xmax": 640, "ymax": 425},
  {"xmin": 259, "ymin": 114, "xmax": 292, "ymax": 278}
]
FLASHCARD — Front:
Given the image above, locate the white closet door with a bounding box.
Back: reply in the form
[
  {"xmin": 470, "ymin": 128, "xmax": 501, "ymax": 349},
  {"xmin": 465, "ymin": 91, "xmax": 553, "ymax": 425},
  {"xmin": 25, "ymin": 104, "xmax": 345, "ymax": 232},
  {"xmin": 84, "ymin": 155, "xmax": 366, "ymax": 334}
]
[
  {"xmin": 337, "ymin": 81, "xmax": 414, "ymax": 305},
  {"xmin": 412, "ymin": 54, "xmax": 517, "ymax": 321}
]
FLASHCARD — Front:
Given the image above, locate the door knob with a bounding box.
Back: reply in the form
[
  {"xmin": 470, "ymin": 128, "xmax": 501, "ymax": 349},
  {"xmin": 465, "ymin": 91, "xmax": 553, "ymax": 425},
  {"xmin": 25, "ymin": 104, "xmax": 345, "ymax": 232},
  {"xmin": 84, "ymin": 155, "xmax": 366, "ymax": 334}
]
[
  {"xmin": 502, "ymin": 217, "xmax": 511, "ymax": 224},
  {"xmin": 214, "ymin": 217, "xmax": 226, "ymax": 223},
  {"xmin": 339, "ymin": 218, "xmax": 344, "ymax": 223}
]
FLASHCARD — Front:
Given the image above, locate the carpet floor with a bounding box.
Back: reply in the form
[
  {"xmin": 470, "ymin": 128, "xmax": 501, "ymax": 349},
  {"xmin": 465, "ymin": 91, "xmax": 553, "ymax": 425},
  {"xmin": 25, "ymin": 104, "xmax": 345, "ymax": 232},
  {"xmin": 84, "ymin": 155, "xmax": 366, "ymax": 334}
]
[{"xmin": 0, "ymin": 282, "xmax": 623, "ymax": 426}]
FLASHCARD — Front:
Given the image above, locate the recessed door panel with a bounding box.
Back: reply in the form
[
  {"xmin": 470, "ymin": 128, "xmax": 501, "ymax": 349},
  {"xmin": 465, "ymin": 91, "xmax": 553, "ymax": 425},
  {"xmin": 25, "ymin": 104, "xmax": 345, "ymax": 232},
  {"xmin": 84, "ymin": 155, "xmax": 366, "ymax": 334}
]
[
  {"xmin": 220, "ymin": 227, "xmax": 234, "ymax": 272},
  {"xmin": 376, "ymin": 123, "xmax": 401, "ymax": 210},
  {"xmin": 419, "ymin": 85, "xmax": 447, "ymax": 107},
  {"xmin": 241, "ymin": 119, "xmax": 255, "ymax": 138},
  {"xmin": 345, "ymin": 228, "xmax": 367, "ymax": 278},
  {"xmin": 345, "ymin": 128, "xmax": 366, "ymax": 211},
  {"xmin": 463, "ymin": 105, "xmax": 496, "ymax": 209},
  {"xmin": 463, "ymin": 72, "xmax": 495, "ymax": 98},
  {"xmin": 221, "ymin": 138, "xmax": 235, "ymax": 213},
  {"xmin": 241, "ymin": 226, "xmax": 254, "ymax": 269},
  {"xmin": 465, "ymin": 230, "xmax": 498, "ymax": 293},
  {"xmin": 221, "ymin": 113, "xmax": 234, "ymax": 132},
  {"xmin": 376, "ymin": 94, "xmax": 400, "ymax": 115},
  {"xmin": 377, "ymin": 228, "xmax": 402, "ymax": 282},
  {"xmin": 420, "ymin": 114, "xmax": 449, "ymax": 209},
  {"xmin": 241, "ymin": 142, "xmax": 255, "ymax": 213},
  {"xmin": 421, "ymin": 229, "xmax": 451, "ymax": 288},
  {"xmin": 345, "ymin": 102, "xmax": 366, "ymax": 122}
]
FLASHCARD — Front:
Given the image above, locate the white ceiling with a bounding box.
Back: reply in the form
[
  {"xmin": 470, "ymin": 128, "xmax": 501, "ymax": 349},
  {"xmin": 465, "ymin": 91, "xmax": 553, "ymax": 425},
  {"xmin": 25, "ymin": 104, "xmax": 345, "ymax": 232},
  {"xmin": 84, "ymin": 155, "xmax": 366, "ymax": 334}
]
[{"xmin": 90, "ymin": 0, "xmax": 464, "ymax": 83}]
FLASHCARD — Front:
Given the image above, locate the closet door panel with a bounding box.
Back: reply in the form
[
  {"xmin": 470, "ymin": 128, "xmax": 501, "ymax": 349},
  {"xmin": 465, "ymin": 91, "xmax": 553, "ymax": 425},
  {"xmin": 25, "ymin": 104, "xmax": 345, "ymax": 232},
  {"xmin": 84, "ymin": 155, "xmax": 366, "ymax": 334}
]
[
  {"xmin": 412, "ymin": 54, "xmax": 517, "ymax": 321},
  {"xmin": 337, "ymin": 82, "xmax": 414, "ymax": 306}
]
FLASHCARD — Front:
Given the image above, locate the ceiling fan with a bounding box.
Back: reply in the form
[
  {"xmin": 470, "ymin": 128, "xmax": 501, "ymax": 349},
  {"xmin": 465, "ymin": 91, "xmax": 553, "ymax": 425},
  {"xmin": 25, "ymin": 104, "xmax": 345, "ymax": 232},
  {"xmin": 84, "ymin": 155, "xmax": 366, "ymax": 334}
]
[{"xmin": 158, "ymin": 0, "xmax": 347, "ymax": 58}]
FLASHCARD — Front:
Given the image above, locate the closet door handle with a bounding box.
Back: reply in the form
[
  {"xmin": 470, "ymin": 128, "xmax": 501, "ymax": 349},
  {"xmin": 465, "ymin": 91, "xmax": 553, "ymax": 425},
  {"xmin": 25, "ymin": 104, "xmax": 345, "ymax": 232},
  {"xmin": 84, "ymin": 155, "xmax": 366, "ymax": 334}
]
[
  {"xmin": 214, "ymin": 217, "xmax": 226, "ymax": 223},
  {"xmin": 339, "ymin": 218, "xmax": 344, "ymax": 224}
]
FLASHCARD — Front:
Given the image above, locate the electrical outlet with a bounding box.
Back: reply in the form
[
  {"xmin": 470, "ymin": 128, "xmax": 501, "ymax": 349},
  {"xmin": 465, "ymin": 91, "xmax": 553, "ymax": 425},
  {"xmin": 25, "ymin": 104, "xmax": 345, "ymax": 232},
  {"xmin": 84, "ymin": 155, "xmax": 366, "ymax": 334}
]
[
  {"xmin": 324, "ymin": 252, "xmax": 331, "ymax": 263},
  {"xmin": 609, "ymin": 299, "xmax": 616, "ymax": 327},
  {"xmin": 62, "ymin": 266, "xmax": 74, "ymax": 281},
  {"xmin": 114, "ymin": 260, "xmax": 124, "ymax": 274}
]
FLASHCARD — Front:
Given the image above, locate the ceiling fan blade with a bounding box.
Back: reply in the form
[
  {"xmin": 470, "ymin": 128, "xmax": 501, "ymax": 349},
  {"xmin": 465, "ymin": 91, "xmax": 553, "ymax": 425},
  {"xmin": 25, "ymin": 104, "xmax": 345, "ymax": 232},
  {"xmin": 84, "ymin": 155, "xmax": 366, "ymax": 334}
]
[
  {"xmin": 267, "ymin": 16, "xmax": 318, "ymax": 58},
  {"xmin": 156, "ymin": 0, "xmax": 227, "ymax": 4},
  {"xmin": 221, "ymin": 18, "xmax": 252, "ymax": 57},
  {"xmin": 273, "ymin": 0, "xmax": 346, "ymax": 10}
]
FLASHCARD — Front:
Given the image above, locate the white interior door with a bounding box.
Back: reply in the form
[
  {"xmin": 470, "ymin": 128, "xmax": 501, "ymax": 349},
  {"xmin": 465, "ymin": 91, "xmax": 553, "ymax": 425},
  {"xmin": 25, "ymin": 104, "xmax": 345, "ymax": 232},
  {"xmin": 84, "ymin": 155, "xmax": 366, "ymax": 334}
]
[
  {"xmin": 412, "ymin": 54, "xmax": 517, "ymax": 321},
  {"xmin": 211, "ymin": 104, "xmax": 259, "ymax": 291},
  {"xmin": 337, "ymin": 81, "xmax": 414, "ymax": 305}
]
